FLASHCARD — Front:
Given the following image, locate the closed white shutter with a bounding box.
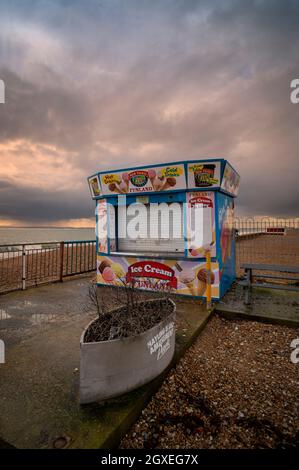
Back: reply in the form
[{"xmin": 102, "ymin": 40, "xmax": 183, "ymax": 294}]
[{"xmin": 117, "ymin": 203, "xmax": 185, "ymax": 254}]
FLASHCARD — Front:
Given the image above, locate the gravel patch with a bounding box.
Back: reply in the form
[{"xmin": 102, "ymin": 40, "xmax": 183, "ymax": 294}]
[{"xmin": 121, "ymin": 315, "xmax": 299, "ymax": 449}]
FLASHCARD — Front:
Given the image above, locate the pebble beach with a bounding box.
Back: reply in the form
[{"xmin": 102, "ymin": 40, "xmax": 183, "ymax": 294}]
[{"xmin": 121, "ymin": 315, "xmax": 299, "ymax": 449}]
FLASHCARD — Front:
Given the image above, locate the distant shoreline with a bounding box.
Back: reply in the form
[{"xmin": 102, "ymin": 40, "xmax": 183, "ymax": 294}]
[
  {"xmin": 0, "ymin": 227, "xmax": 95, "ymax": 246},
  {"xmin": 0, "ymin": 226, "xmax": 94, "ymax": 229}
]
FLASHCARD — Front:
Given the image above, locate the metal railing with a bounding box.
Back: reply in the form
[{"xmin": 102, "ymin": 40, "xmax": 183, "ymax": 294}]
[
  {"xmin": 234, "ymin": 217, "xmax": 299, "ymax": 237},
  {"xmin": 235, "ymin": 218, "xmax": 299, "ymax": 278},
  {"xmin": 0, "ymin": 240, "xmax": 96, "ymax": 294},
  {"xmin": 0, "ymin": 218, "xmax": 298, "ymax": 293}
]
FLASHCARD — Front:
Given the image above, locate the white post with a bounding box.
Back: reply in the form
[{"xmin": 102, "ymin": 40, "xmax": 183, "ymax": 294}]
[
  {"xmin": 0, "ymin": 339, "xmax": 4, "ymax": 364},
  {"xmin": 22, "ymin": 245, "xmax": 26, "ymax": 290}
]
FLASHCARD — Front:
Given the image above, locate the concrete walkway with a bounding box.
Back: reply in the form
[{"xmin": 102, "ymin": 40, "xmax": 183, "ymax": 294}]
[
  {"xmin": 216, "ymin": 283, "xmax": 299, "ymax": 327},
  {"xmin": 0, "ymin": 277, "xmax": 212, "ymax": 449}
]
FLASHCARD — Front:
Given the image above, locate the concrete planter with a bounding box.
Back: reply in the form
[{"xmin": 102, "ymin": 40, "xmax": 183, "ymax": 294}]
[{"xmin": 80, "ymin": 299, "xmax": 176, "ymax": 404}]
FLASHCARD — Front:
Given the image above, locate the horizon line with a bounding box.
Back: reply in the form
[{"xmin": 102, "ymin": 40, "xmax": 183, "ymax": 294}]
[{"xmin": 0, "ymin": 226, "xmax": 94, "ymax": 229}]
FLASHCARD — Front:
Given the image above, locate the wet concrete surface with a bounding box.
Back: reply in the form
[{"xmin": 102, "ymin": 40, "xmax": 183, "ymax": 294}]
[
  {"xmin": 0, "ymin": 276, "xmax": 212, "ymax": 448},
  {"xmin": 216, "ymin": 283, "xmax": 299, "ymax": 327},
  {"xmin": 0, "ymin": 274, "xmax": 94, "ymax": 347}
]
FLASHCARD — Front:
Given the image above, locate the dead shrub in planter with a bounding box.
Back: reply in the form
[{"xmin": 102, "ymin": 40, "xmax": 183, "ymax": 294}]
[{"xmin": 85, "ymin": 282, "xmax": 174, "ymax": 343}]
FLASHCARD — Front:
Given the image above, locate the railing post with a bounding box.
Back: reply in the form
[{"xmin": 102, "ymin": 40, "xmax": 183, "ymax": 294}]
[
  {"xmin": 59, "ymin": 241, "xmax": 65, "ymax": 282},
  {"xmin": 22, "ymin": 245, "xmax": 26, "ymax": 290}
]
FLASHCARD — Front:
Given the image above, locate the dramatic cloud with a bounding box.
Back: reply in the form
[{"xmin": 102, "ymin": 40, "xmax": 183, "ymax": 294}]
[
  {"xmin": 0, "ymin": 178, "xmax": 94, "ymax": 223},
  {"xmin": 0, "ymin": 0, "xmax": 298, "ymax": 224}
]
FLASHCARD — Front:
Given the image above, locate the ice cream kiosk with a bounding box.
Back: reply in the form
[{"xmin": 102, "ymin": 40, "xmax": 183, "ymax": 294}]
[{"xmin": 88, "ymin": 159, "xmax": 240, "ymax": 300}]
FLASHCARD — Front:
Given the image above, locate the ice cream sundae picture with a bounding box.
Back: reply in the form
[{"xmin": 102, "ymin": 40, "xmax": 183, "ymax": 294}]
[
  {"xmin": 107, "ymin": 176, "xmax": 125, "ymax": 194},
  {"xmin": 188, "ymin": 246, "xmax": 205, "ymax": 257},
  {"xmin": 188, "ymin": 163, "xmax": 220, "ymax": 188},
  {"xmin": 194, "ymin": 164, "xmax": 216, "ymax": 187},
  {"xmin": 188, "ymin": 236, "xmax": 216, "ymax": 258},
  {"xmin": 98, "ymin": 258, "xmax": 126, "ymax": 285},
  {"xmin": 175, "ymin": 262, "xmax": 216, "ymax": 297},
  {"xmin": 162, "ymin": 176, "xmax": 177, "ymax": 190},
  {"xmin": 175, "ymin": 263, "xmax": 196, "ymax": 295},
  {"xmin": 110, "ymin": 262, "xmax": 126, "ymax": 282},
  {"xmin": 98, "ymin": 259, "xmax": 115, "ymax": 283},
  {"xmin": 196, "ymin": 268, "xmax": 215, "ymax": 296},
  {"xmin": 101, "ymin": 173, "xmax": 128, "ymax": 194},
  {"xmin": 179, "ymin": 268, "xmax": 196, "ymax": 295}
]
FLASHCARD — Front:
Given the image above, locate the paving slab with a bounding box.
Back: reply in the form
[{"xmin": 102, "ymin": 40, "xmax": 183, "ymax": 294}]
[{"xmin": 0, "ymin": 277, "xmax": 212, "ymax": 449}]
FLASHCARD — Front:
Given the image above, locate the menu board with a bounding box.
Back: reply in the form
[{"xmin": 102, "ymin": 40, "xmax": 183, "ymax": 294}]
[
  {"xmin": 220, "ymin": 162, "xmax": 240, "ymax": 196},
  {"xmin": 186, "ymin": 192, "xmax": 216, "ymax": 257},
  {"xmin": 99, "ymin": 163, "xmax": 186, "ymax": 195},
  {"xmin": 89, "ymin": 160, "xmax": 239, "ymax": 197},
  {"xmin": 187, "ymin": 161, "xmax": 221, "ymax": 189}
]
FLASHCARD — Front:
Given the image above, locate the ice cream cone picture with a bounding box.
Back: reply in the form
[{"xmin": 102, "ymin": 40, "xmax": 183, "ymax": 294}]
[
  {"xmin": 110, "ymin": 262, "xmax": 126, "ymax": 285},
  {"xmin": 148, "ymin": 169, "xmax": 156, "ymax": 189},
  {"xmin": 152, "ymin": 170, "xmax": 165, "ymax": 191},
  {"xmin": 196, "ymin": 268, "xmax": 215, "ymax": 296},
  {"xmin": 185, "ymin": 280, "xmax": 196, "ymax": 296},
  {"xmin": 108, "ymin": 176, "xmax": 128, "ymax": 194},
  {"xmin": 162, "ymin": 177, "xmax": 177, "ymax": 191},
  {"xmin": 189, "ymin": 246, "xmax": 205, "ymax": 257},
  {"xmin": 120, "ymin": 173, "xmax": 130, "ymax": 193},
  {"xmin": 176, "ymin": 264, "xmax": 196, "ymax": 296},
  {"xmin": 102, "ymin": 266, "xmax": 116, "ymax": 284},
  {"xmin": 98, "ymin": 259, "xmax": 116, "ymax": 284},
  {"xmin": 108, "ymin": 182, "xmax": 120, "ymax": 194},
  {"xmin": 98, "ymin": 259, "xmax": 111, "ymax": 273},
  {"xmin": 197, "ymin": 279, "xmax": 206, "ymax": 296}
]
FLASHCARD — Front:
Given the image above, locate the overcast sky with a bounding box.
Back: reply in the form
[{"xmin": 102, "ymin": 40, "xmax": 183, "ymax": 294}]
[{"xmin": 0, "ymin": 0, "xmax": 298, "ymax": 226}]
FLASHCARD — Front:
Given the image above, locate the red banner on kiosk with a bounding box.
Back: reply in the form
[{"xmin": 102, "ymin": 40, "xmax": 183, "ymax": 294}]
[
  {"xmin": 126, "ymin": 260, "xmax": 177, "ymax": 288},
  {"xmin": 188, "ymin": 195, "xmax": 213, "ymax": 208}
]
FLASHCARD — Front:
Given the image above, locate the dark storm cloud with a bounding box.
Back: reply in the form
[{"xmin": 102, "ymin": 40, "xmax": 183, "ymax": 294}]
[
  {"xmin": 0, "ymin": 178, "xmax": 94, "ymax": 222},
  {"xmin": 0, "ymin": 0, "xmax": 298, "ymax": 222},
  {"xmin": 0, "ymin": 68, "xmax": 94, "ymax": 150}
]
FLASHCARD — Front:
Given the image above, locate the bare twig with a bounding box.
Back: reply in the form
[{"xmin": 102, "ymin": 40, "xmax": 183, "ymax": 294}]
[{"xmin": 84, "ymin": 281, "xmax": 172, "ymax": 343}]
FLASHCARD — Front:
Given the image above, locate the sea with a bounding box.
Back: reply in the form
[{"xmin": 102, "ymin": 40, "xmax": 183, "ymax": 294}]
[{"xmin": 0, "ymin": 227, "xmax": 95, "ymax": 247}]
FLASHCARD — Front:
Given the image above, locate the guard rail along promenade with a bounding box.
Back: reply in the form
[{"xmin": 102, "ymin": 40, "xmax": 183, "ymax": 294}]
[
  {"xmin": 0, "ymin": 240, "xmax": 96, "ymax": 293},
  {"xmin": 0, "ymin": 218, "xmax": 298, "ymax": 294}
]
